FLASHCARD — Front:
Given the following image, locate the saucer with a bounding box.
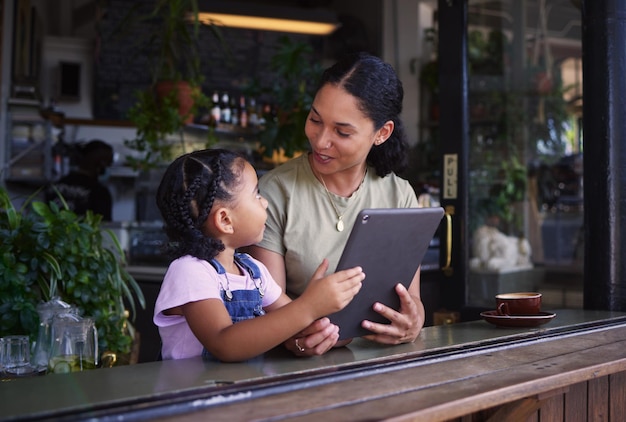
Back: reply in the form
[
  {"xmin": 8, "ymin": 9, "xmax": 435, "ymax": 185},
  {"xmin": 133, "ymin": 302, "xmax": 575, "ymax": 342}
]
[{"xmin": 480, "ymin": 310, "xmax": 556, "ymax": 328}]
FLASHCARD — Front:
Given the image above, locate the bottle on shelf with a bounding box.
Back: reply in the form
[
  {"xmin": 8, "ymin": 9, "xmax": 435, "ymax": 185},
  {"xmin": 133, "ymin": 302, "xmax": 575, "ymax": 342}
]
[
  {"xmin": 257, "ymin": 105, "xmax": 267, "ymax": 127},
  {"xmin": 230, "ymin": 96, "xmax": 239, "ymax": 127},
  {"xmin": 248, "ymin": 97, "xmax": 259, "ymax": 127},
  {"xmin": 262, "ymin": 102, "xmax": 277, "ymax": 125},
  {"xmin": 220, "ymin": 92, "xmax": 231, "ymax": 124},
  {"xmin": 239, "ymin": 95, "xmax": 248, "ymax": 129},
  {"xmin": 210, "ymin": 91, "xmax": 221, "ymax": 124}
]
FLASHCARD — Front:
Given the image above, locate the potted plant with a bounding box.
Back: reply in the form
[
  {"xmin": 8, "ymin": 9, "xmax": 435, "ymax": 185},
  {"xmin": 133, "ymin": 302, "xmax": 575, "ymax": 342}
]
[
  {"xmin": 119, "ymin": 0, "xmax": 221, "ymax": 170},
  {"xmin": 0, "ymin": 187, "xmax": 145, "ymax": 363},
  {"xmin": 485, "ymin": 156, "xmax": 528, "ymax": 234},
  {"xmin": 125, "ymin": 86, "xmax": 210, "ymax": 171},
  {"xmin": 255, "ymin": 36, "xmax": 322, "ymax": 161}
]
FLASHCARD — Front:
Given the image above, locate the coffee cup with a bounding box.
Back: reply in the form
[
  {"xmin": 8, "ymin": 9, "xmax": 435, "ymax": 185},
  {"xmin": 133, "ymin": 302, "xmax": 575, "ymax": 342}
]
[{"xmin": 496, "ymin": 292, "xmax": 542, "ymax": 316}]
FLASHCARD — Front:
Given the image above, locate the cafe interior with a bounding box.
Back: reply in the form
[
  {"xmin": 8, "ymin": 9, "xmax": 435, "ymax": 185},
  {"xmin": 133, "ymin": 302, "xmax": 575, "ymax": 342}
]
[{"xmin": 2, "ymin": 0, "xmax": 626, "ymax": 420}]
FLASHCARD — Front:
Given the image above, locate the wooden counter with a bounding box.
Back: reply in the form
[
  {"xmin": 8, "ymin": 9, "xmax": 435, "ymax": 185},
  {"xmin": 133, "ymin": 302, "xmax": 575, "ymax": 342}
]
[{"xmin": 2, "ymin": 309, "xmax": 626, "ymax": 421}]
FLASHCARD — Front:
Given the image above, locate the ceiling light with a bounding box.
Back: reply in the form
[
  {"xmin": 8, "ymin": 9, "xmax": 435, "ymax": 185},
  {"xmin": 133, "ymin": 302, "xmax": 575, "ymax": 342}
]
[{"xmin": 197, "ymin": 1, "xmax": 340, "ymax": 36}]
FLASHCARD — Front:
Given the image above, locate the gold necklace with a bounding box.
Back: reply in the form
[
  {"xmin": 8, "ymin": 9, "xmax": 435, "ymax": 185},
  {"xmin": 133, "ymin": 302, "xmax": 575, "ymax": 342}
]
[{"xmin": 319, "ymin": 168, "xmax": 367, "ymax": 232}]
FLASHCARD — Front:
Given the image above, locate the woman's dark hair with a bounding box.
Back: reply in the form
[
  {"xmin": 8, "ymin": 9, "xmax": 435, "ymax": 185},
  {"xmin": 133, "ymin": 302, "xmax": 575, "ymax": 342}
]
[
  {"xmin": 318, "ymin": 52, "xmax": 409, "ymax": 177},
  {"xmin": 156, "ymin": 149, "xmax": 246, "ymax": 261}
]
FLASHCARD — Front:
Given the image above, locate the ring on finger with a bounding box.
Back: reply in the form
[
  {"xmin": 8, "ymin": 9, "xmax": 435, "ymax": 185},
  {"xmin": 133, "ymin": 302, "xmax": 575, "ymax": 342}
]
[{"xmin": 295, "ymin": 338, "xmax": 305, "ymax": 352}]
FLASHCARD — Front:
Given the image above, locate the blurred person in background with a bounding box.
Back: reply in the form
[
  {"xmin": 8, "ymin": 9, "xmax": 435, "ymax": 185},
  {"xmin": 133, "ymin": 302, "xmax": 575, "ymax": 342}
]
[{"xmin": 47, "ymin": 139, "xmax": 114, "ymax": 221}]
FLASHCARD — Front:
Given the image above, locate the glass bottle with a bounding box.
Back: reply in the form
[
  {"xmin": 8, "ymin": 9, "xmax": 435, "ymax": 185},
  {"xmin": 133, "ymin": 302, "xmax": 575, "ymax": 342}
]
[
  {"xmin": 220, "ymin": 92, "xmax": 231, "ymax": 124},
  {"xmin": 230, "ymin": 96, "xmax": 239, "ymax": 126},
  {"xmin": 210, "ymin": 91, "xmax": 221, "ymax": 124},
  {"xmin": 31, "ymin": 297, "xmax": 76, "ymax": 372},
  {"xmin": 248, "ymin": 97, "xmax": 259, "ymax": 127},
  {"xmin": 239, "ymin": 95, "xmax": 248, "ymax": 128}
]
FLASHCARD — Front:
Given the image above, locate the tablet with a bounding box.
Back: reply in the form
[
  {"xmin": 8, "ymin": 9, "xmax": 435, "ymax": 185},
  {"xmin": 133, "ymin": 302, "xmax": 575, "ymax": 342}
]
[{"xmin": 328, "ymin": 207, "xmax": 444, "ymax": 340}]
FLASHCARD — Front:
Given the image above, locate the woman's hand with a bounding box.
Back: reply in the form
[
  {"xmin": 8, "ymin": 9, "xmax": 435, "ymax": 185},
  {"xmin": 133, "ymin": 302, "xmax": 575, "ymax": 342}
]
[
  {"xmin": 361, "ymin": 283, "xmax": 425, "ymax": 344},
  {"xmin": 285, "ymin": 317, "xmax": 340, "ymax": 356}
]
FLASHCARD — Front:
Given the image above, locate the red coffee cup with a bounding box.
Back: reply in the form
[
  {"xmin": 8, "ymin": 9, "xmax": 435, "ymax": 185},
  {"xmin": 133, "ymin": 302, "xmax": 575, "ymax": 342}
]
[{"xmin": 496, "ymin": 292, "xmax": 542, "ymax": 316}]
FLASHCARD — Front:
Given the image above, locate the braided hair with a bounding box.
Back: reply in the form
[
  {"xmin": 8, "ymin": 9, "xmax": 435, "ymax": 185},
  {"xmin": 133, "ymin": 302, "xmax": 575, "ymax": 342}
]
[
  {"xmin": 318, "ymin": 52, "xmax": 409, "ymax": 177},
  {"xmin": 156, "ymin": 149, "xmax": 246, "ymax": 261}
]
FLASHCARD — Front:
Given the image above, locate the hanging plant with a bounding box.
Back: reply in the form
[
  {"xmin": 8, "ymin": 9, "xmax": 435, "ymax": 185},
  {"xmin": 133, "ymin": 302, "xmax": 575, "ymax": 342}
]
[
  {"xmin": 124, "ymin": 82, "xmax": 211, "ymax": 170},
  {"xmin": 115, "ymin": 0, "xmax": 224, "ymax": 169}
]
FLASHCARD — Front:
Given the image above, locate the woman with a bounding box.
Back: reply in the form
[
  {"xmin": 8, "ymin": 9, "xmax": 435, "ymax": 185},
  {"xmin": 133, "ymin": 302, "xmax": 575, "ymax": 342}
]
[{"xmin": 247, "ymin": 52, "xmax": 423, "ymax": 355}]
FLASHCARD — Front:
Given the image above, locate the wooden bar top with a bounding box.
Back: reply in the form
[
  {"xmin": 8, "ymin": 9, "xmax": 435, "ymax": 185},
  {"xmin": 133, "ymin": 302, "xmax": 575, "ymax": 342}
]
[{"xmin": 2, "ymin": 309, "xmax": 626, "ymax": 421}]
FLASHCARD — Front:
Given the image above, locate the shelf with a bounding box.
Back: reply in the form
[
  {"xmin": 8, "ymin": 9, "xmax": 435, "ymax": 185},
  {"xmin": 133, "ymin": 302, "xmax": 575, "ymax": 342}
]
[
  {"xmin": 108, "ymin": 166, "xmax": 140, "ymax": 178},
  {"xmin": 61, "ymin": 119, "xmax": 264, "ymax": 137},
  {"xmin": 185, "ymin": 122, "xmax": 262, "ymax": 138},
  {"xmin": 4, "ymin": 105, "xmax": 53, "ymax": 185},
  {"xmin": 62, "ymin": 118, "xmax": 135, "ymax": 128},
  {"xmin": 7, "ymin": 98, "xmax": 41, "ymax": 107}
]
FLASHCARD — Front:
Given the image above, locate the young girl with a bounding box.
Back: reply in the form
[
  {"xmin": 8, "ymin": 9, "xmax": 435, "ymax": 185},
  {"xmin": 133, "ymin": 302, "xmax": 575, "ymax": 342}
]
[{"xmin": 153, "ymin": 149, "xmax": 364, "ymax": 362}]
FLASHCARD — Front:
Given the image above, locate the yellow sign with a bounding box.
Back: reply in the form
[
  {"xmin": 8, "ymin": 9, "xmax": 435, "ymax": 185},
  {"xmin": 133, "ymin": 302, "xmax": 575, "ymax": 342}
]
[{"xmin": 443, "ymin": 154, "xmax": 458, "ymax": 199}]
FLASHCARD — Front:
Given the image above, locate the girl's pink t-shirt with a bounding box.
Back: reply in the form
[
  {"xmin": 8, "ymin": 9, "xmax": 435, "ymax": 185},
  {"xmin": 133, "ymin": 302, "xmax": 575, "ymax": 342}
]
[{"xmin": 154, "ymin": 255, "xmax": 282, "ymax": 360}]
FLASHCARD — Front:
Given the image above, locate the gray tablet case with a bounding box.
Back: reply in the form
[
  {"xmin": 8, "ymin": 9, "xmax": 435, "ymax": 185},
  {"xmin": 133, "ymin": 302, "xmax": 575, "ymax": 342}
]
[{"xmin": 328, "ymin": 207, "xmax": 444, "ymax": 340}]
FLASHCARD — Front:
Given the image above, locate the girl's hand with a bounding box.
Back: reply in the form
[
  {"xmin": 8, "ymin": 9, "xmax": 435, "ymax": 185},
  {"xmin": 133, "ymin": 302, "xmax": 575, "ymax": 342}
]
[
  {"xmin": 299, "ymin": 259, "xmax": 364, "ymax": 317},
  {"xmin": 361, "ymin": 283, "xmax": 424, "ymax": 344}
]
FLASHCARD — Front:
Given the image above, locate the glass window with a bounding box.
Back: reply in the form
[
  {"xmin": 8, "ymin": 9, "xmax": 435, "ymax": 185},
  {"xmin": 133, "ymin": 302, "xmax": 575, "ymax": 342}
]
[{"xmin": 466, "ymin": 0, "xmax": 583, "ymax": 308}]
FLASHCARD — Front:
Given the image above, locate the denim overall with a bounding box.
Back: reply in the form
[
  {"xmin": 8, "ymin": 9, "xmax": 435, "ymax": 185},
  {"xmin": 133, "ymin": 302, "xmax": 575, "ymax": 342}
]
[{"xmin": 201, "ymin": 253, "xmax": 265, "ymax": 360}]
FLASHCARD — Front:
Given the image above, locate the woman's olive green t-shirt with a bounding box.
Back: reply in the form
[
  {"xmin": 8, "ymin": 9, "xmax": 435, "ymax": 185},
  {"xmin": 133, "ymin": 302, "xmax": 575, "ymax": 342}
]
[{"xmin": 258, "ymin": 154, "xmax": 419, "ymax": 297}]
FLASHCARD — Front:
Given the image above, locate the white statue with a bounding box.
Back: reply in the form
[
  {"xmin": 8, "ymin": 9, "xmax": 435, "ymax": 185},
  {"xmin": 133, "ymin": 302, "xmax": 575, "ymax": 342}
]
[{"xmin": 470, "ymin": 222, "xmax": 532, "ymax": 272}]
